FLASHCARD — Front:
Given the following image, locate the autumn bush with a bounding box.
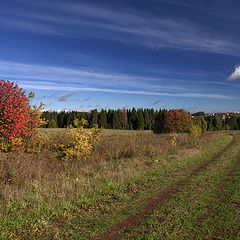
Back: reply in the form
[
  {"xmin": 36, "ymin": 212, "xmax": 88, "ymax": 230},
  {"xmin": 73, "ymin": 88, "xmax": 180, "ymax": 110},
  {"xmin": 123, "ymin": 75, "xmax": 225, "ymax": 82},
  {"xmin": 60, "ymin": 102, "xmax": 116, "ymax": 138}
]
[
  {"xmin": 153, "ymin": 109, "xmax": 193, "ymax": 134},
  {"xmin": 0, "ymin": 80, "xmax": 41, "ymax": 152},
  {"xmin": 52, "ymin": 120, "xmax": 103, "ymax": 161}
]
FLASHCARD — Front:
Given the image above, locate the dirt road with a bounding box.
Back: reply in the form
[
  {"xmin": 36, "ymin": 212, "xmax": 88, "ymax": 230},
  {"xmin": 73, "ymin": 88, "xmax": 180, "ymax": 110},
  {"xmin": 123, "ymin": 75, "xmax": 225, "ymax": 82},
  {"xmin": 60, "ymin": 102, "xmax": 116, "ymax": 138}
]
[{"xmin": 92, "ymin": 135, "xmax": 236, "ymax": 240}]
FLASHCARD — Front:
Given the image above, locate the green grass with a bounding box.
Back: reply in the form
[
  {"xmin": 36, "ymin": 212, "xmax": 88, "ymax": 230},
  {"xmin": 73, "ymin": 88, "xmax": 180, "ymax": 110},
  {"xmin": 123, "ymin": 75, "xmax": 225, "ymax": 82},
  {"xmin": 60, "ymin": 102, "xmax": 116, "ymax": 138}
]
[
  {"xmin": 0, "ymin": 131, "xmax": 239, "ymax": 239},
  {"xmin": 121, "ymin": 133, "xmax": 240, "ymax": 240}
]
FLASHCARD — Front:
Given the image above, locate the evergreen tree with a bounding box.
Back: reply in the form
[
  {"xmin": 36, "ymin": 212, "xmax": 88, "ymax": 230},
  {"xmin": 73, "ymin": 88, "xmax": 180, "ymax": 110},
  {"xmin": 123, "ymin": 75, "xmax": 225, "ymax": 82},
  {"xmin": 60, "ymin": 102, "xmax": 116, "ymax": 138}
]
[
  {"xmin": 130, "ymin": 108, "xmax": 138, "ymax": 130},
  {"xmin": 120, "ymin": 108, "xmax": 128, "ymax": 129},
  {"xmin": 57, "ymin": 112, "xmax": 65, "ymax": 128},
  {"xmin": 112, "ymin": 110, "xmax": 122, "ymax": 129},
  {"xmin": 127, "ymin": 109, "xmax": 133, "ymax": 130},
  {"xmin": 150, "ymin": 108, "xmax": 156, "ymax": 130},
  {"xmin": 66, "ymin": 112, "xmax": 74, "ymax": 127},
  {"xmin": 152, "ymin": 109, "xmax": 166, "ymax": 133},
  {"xmin": 144, "ymin": 109, "xmax": 151, "ymax": 130},
  {"xmin": 89, "ymin": 109, "xmax": 98, "ymax": 127},
  {"xmin": 48, "ymin": 118, "xmax": 58, "ymax": 128},
  {"xmin": 137, "ymin": 109, "xmax": 144, "ymax": 130},
  {"xmin": 98, "ymin": 110, "xmax": 108, "ymax": 128},
  {"xmin": 107, "ymin": 109, "xmax": 113, "ymax": 128}
]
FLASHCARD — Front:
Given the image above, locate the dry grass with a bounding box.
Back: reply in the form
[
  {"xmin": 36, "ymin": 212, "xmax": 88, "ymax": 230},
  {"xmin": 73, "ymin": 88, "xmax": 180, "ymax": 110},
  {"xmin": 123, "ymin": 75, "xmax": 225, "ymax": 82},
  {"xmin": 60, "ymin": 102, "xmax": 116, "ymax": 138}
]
[
  {"xmin": 0, "ymin": 130, "xmax": 220, "ymax": 239},
  {"xmin": 0, "ymin": 131, "xmax": 216, "ymax": 201}
]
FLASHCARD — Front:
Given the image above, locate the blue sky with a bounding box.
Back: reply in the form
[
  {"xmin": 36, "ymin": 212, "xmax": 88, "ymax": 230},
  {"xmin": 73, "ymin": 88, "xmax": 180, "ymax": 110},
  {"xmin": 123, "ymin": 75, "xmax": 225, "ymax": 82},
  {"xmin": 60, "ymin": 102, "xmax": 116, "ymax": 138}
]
[{"xmin": 1, "ymin": 0, "xmax": 240, "ymax": 113}]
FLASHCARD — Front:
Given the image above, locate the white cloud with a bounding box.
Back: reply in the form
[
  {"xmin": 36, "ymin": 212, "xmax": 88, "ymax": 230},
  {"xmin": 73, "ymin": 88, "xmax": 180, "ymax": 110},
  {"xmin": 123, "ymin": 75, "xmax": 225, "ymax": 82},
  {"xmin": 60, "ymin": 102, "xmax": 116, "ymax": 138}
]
[
  {"xmin": 0, "ymin": 59, "xmax": 186, "ymax": 91},
  {"xmin": 227, "ymin": 66, "xmax": 240, "ymax": 81},
  {"xmin": 58, "ymin": 92, "xmax": 73, "ymax": 101},
  {"xmin": 1, "ymin": 2, "xmax": 240, "ymax": 55},
  {"xmin": 0, "ymin": 59, "xmax": 234, "ymax": 101},
  {"xmin": 19, "ymin": 81, "xmax": 234, "ymax": 100}
]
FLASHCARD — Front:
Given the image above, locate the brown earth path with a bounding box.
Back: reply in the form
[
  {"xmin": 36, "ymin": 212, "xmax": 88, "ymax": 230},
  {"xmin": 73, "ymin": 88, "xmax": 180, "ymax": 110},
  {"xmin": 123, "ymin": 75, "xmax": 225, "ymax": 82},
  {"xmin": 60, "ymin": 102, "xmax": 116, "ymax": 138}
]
[{"xmin": 91, "ymin": 135, "xmax": 236, "ymax": 240}]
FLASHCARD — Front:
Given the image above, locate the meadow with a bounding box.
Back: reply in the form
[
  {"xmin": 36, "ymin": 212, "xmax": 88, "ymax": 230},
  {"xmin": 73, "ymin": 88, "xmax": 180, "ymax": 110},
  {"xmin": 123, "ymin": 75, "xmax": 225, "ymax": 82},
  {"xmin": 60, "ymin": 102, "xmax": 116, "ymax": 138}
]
[{"xmin": 0, "ymin": 129, "xmax": 239, "ymax": 239}]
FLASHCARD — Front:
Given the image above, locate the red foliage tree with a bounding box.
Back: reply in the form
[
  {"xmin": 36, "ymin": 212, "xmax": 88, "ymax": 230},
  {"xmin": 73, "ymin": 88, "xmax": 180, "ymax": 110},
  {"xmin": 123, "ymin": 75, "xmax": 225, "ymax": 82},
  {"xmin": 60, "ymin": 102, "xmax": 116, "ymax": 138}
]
[
  {"xmin": 0, "ymin": 80, "xmax": 40, "ymax": 152},
  {"xmin": 163, "ymin": 109, "xmax": 193, "ymax": 133}
]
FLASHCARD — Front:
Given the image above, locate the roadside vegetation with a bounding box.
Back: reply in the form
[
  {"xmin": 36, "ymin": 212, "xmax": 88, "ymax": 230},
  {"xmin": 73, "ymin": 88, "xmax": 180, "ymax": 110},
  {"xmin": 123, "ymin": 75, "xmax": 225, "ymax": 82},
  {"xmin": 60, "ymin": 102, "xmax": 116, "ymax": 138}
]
[{"xmin": 0, "ymin": 80, "xmax": 240, "ymax": 239}]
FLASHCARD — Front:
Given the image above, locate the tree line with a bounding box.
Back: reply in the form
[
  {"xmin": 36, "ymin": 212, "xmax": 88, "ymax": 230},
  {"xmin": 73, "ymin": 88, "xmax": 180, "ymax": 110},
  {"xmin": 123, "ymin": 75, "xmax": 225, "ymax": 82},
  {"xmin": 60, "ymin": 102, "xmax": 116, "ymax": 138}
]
[
  {"xmin": 41, "ymin": 108, "xmax": 158, "ymax": 130},
  {"xmin": 41, "ymin": 109, "xmax": 240, "ymax": 131}
]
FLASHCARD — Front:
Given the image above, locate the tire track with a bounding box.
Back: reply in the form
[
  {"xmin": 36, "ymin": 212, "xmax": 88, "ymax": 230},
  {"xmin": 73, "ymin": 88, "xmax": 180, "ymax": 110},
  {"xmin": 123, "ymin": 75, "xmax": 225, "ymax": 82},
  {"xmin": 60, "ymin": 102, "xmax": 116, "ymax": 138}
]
[
  {"xmin": 92, "ymin": 135, "xmax": 235, "ymax": 240},
  {"xmin": 194, "ymin": 146, "xmax": 240, "ymax": 238}
]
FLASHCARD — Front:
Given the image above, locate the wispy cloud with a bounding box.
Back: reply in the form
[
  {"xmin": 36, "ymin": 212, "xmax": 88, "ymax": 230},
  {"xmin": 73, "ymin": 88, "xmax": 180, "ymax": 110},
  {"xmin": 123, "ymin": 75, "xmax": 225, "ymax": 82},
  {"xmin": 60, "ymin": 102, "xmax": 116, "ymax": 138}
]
[
  {"xmin": 0, "ymin": 58, "xmax": 234, "ymax": 100},
  {"xmin": 0, "ymin": 59, "xmax": 187, "ymax": 92},
  {"xmin": 1, "ymin": 1, "xmax": 240, "ymax": 55},
  {"xmin": 59, "ymin": 92, "xmax": 73, "ymax": 101},
  {"xmin": 19, "ymin": 82, "xmax": 234, "ymax": 100},
  {"xmin": 0, "ymin": 17, "xmax": 63, "ymax": 36},
  {"xmin": 35, "ymin": 92, "xmax": 57, "ymax": 100},
  {"xmin": 227, "ymin": 66, "xmax": 240, "ymax": 81}
]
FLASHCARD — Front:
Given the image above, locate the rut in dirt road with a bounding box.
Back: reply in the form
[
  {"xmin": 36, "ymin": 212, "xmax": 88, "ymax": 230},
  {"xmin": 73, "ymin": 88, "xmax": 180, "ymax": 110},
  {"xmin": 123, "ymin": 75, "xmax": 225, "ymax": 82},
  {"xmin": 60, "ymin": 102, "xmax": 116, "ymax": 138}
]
[
  {"xmin": 92, "ymin": 135, "xmax": 236, "ymax": 240},
  {"xmin": 193, "ymin": 147, "xmax": 240, "ymax": 238}
]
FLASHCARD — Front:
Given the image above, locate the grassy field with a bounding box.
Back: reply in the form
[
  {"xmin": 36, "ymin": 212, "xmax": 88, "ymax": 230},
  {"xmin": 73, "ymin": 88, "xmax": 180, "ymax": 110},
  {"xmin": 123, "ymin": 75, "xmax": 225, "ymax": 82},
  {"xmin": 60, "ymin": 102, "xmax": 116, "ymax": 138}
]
[
  {"xmin": 39, "ymin": 128, "xmax": 152, "ymax": 135},
  {"xmin": 0, "ymin": 130, "xmax": 239, "ymax": 239}
]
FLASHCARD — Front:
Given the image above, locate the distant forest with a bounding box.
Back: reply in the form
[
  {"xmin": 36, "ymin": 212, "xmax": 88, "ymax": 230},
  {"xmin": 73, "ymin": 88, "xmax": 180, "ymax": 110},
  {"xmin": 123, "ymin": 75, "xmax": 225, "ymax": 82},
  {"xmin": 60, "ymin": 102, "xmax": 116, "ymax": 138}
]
[{"xmin": 41, "ymin": 109, "xmax": 240, "ymax": 131}]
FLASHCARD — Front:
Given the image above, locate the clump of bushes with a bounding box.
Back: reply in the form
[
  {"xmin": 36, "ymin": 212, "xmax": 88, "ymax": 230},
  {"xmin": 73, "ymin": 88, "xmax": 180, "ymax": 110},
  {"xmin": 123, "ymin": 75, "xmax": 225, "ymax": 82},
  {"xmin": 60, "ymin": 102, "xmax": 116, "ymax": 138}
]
[
  {"xmin": 26, "ymin": 119, "xmax": 103, "ymax": 161},
  {"xmin": 0, "ymin": 80, "xmax": 103, "ymax": 162}
]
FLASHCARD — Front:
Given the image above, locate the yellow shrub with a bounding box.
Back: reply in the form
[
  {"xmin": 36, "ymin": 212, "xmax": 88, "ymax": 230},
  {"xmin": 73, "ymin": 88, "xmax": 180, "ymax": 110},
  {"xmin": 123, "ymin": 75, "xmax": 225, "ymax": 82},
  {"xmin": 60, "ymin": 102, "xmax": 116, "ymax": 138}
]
[
  {"xmin": 60, "ymin": 122, "xmax": 103, "ymax": 161},
  {"xmin": 23, "ymin": 119, "xmax": 102, "ymax": 160}
]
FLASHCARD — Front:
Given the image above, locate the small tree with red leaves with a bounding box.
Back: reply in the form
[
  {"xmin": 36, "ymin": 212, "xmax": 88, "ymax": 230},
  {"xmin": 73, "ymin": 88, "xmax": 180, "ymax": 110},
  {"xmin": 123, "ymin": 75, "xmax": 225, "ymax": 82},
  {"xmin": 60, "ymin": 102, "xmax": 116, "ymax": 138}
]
[
  {"xmin": 0, "ymin": 80, "xmax": 41, "ymax": 152},
  {"xmin": 163, "ymin": 109, "xmax": 193, "ymax": 133}
]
